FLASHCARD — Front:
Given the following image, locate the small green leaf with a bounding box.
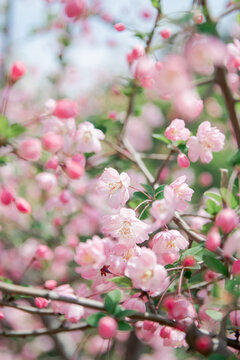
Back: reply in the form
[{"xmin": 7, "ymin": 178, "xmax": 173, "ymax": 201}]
[
  {"xmin": 196, "ymin": 22, "xmax": 217, "ymax": 35},
  {"xmin": 7, "ymin": 123, "xmax": 26, "ymax": 138},
  {"xmin": 132, "ymin": 191, "xmax": 149, "ymax": 201},
  {"xmin": 104, "ymin": 289, "xmax": 122, "ymax": 314},
  {"xmin": 86, "ymin": 312, "xmax": 106, "ymax": 327},
  {"xmin": 0, "ymin": 156, "xmax": 7, "ymax": 166},
  {"xmin": 152, "ymin": 133, "xmax": 171, "ymax": 145},
  {"xmin": 205, "ymin": 199, "xmax": 221, "ymax": 216},
  {"xmin": 109, "ymin": 276, "xmax": 132, "ymax": 288},
  {"xmin": 151, "ymin": 0, "xmax": 161, "ymax": 9},
  {"xmin": 141, "ymin": 184, "xmax": 154, "ymax": 197},
  {"xmin": 204, "ymin": 192, "xmax": 221, "ymax": 203},
  {"xmin": 0, "ymin": 115, "xmax": 9, "ymax": 136},
  {"xmin": 118, "ymin": 320, "xmax": 133, "ymax": 331},
  {"xmin": 203, "ymin": 255, "xmax": 228, "ymax": 276}
]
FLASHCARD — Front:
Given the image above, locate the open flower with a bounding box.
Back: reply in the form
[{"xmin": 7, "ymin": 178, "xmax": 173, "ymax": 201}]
[
  {"xmin": 76, "ymin": 122, "xmax": 104, "ymax": 153},
  {"xmin": 187, "ymin": 121, "xmax": 225, "ymax": 164},
  {"xmin": 170, "ymin": 176, "xmax": 194, "ymax": 212},
  {"xmin": 96, "ymin": 168, "xmax": 130, "ymax": 208}
]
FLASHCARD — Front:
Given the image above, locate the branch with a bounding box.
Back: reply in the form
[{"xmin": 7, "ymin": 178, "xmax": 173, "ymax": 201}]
[{"xmin": 215, "ymin": 67, "xmax": 240, "ymax": 149}]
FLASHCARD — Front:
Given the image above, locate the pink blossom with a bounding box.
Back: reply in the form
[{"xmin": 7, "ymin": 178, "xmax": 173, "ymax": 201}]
[
  {"xmin": 186, "ymin": 35, "xmax": 227, "ymax": 75},
  {"xmin": 53, "ymin": 99, "xmax": 78, "ymax": 119},
  {"xmin": 230, "ymin": 310, "xmax": 240, "ymax": 327},
  {"xmin": 169, "ymin": 176, "xmax": 194, "ymax": 212},
  {"xmin": 9, "ymin": 61, "xmax": 26, "ymax": 82},
  {"xmin": 168, "ymin": 297, "xmax": 197, "ymax": 323},
  {"xmin": 223, "ymin": 230, "xmax": 240, "ymax": 258},
  {"xmin": 125, "ymin": 247, "xmax": 169, "ymax": 294},
  {"xmin": 174, "ymin": 89, "xmax": 203, "ymax": 121},
  {"xmin": 17, "ymin": 138, "xmax": 42, "ymax": 161},
  {"xmin": 75, "ymin": 236, "xmax": 106, "ymax": 279},
  {"xmin": 64, "ymin": 0, "xmax": 87, "ymax": 18},
  {"xmin": 114, "ymin": 23, "xmax": 126, "ymax": 32},
  {"xmin": 98, "ymin": 316, "xmax": 118, "ymax": 339},
  {"xmin": 76, "ymin": 122, "xmax": 104, "ymax": 153},
  {"xmin": 36, "ymin": 172, "xmax": 57, "ymax": 191},
  {"xmin": 187, "ymin": 121, "xmax": 225, "ymax": 164},
  {"xmin": 122, "ymin": 297, "xmax": 146, "ymax": 313},
  {"xmin": 152, "ymin": 230, "xmax": 188, "ymax": 265},
  {"xmin": 164, "ymin": 119, "xmax": 190, "ymax": 142},
  {"xmin": 42, "ymin": 132, "xmax": 64, "ymax": 153},
  {"xmin": 150, "ymin": 186, "xmax": 176, "ymax": 229},
  {"xmin": 215, "ymin": 208, "xmax": 239, "ymax": 234},
  {"xmin": 177, "ymin": 153, "xmax": 190, "ymax": 168},
  {"xmin": 228, "ymin": 39, "xmax": 240, "ymax": 70},
  {"xmin": 102, "ymin": 208, "xmax": 149, "ymax": 249},
  {"xmin": 96, "ymin": 168, "xmax": 130, "ymax": 208},
  {"xmin": 134, "ymin": 56, "xmax": 155, "ymax": 89}
]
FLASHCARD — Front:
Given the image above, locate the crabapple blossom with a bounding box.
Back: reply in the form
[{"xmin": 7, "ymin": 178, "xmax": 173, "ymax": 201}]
[
  {"xmin": 102, "ymin": 208, "xmax": 150, "ymax": 249},
  {"xmin": 152, "ymin": 230, "xmax": 188, "ymax": 265},
  {"xmin": 64, "ymin": 158, "xmax": 85, "ymax": 179},
  {"xmin": 0, "ymin": 187, "xmax": 14, "ymax": 205},
  {"xmin": 34, "ymin": 297, "xmax": 50, "ymax": 309},
  {"xmin": 76, "ymin": 122, "xmax": 104, "ymax": 153},
  {"xmin": 150, "ymin": 187, "xmax": 176, "ymax": 229},
  {"xmin": 75, "ymin": 236, "xmax": 106, "ymax": 279},
  {"xmin": 64, "ymin": 0, "xmax": 87, "ymax": 18},
  {"xmin": 165, "ymin": 119, "xmax": 190, "ymax": 142},
  {"xmin": 187, "ymin": 121, "xmax": 225, "ymax": 164},
  {"xmin": 125, "ymin": 247, "xmax": 169, "ymax": 293},
  {"xmin": 98, "ymin": 316, "xmax": 118, "ymax": 339},
  {"xmin": 9, "ymin": 61, "xmax": 26, "ymax": 82},
  {"xmin": 122, "ymin": 297, "xmax": 146, "ymax": 313},
  {"xmin": 223, "ymin": 230, "xmax": 240, "ymax": 258},
  {"xmin": 160, "ymin": 29, "xmax": 171, "ymax": 39},
  {"xmin": 229, "ymin": 310, "xmax": 240, "ymax": 327},
  {"xmin": 44, "ymin": 280, "xmax": 57, "ymax": 290},
  {"xmin": 174, "ymin": 89, "xmax": 203, "ymax": 121},
  {"xmin": 177, "ymin": 153, "xmax": 190, "ymax": 168},
  {"xmin": 134, "ymin": 56, "xmax": 155, "ymax": 89},
  {"xmin": 168, "ymin": 297, "xmax": 197, "ymax": 323},
  {"xmin": 96, "ymin": 168, "xmax": 130, "ymax": 208},
  {"xmin": 114, "ymin": 23, "xmax": 126, "ymax": 32},
  {"xmin": 35, "ymin": 244, "xmax": 53, "ymax": 260},
  {"xmin": 182, "ymin": 256, "xmax": 196, "ymax": 267},
  {"xmin": 53, "ymin": 99, "xmax": 78, "ymax": 119},
  {"xmin": 215, "ymin": 208, "xmax": 239, "ymax": 234},
  {"xmin": 15, "ymin": 197, "xmax": 31, "ymax": 214},
  {"xmin": 228, "ymin": 39, "xmax": 240, "ymax": 70},
  {"xmin": 42, "ymin": 132, "xmax": 64, "ymax": 153},
  {"xmin": 193, "ymin": 11, "xmax": 204, "ymax": 24},
  {"xmin": 45, "ymin": 155, "xmax": 59, "ymax": 170},
  {"xmin": 17, "ymin": 138, "xmax": 42, "ymax": 161},
  {"xmin": 169, "ymin": 176, "xmax": 194, "ymax": 212},
  {"xmin": 233, "ymin": 259, "xmax": 240, "ymax": 275},
  {"xmin": 36, "ymin": 172, "xmax": 57, "ymax": 191},
  {"xmin": 206, "ymin": 226, "xmax": 221, "ymax": 252}
]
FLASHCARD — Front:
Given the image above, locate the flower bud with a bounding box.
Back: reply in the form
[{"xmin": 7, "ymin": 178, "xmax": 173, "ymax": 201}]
[
  {"xmin": 64, "ymin": 159, "xmax": 84, "ymax": 179},
  {"xmin": 42, "ymin": 132, "xmax": 64, "ymax": 153},
  {"xmin": 9, "ymin": 61, "xmax": 26, "ymax": 82},
  {"xmin": 206, "ymin": 226, "xmax": 221, "ymax": 252},
  {"xmin": 182, "ymin": 256, "xmax": 196, "ymax": 267},
  {"xmin": 1, "ymin": 187, "xmax": 14, "ymax": 205},
  {"xmin": 195, "ymin": 335, "xmax": 212, "ymax": 355},
  {"xmin": 15, "ymin": 197, "xmax": 31, "ymax": 214},
  {"xmin": 233, "ymin": 259, "xmax": 240, "ymax": 276},
  {"xmin": 177, "ymin": 153, "xmax": 190, "ymax": 168},
  {"xmin": 34, "ymin": 297, "xmax": 49, "ymax": 309},
  {"xmin": 53, "ymin": 99, "xmax": 78, "ymax": 119},
  {"xmin": 46, "ymin": 156, "xmax": 59, "ymax": 170},
  {"xmin": 215, "ymin": 208, "xmax": 238, "ymax": 234},
  {"xmin": 160, "ymin": 29, "xmax": 171, "ymax": 39},
  {"xmin": 17, "ymin": 138, "xmax": 42, "ymax": 161},
  {"xmin": 160, "ymin": 326, "xmax": 171, "ymax": 339},
  {"xmin": 114, "ymin": 23, "xmax": 126, "ymax": 32},
  {"xmin": 98, "ymin": 316, "xmax": 117, "ymax": 339},
  {"xmin": 44, "ymin": 279, "xmax": 57, "ymax": 290}
]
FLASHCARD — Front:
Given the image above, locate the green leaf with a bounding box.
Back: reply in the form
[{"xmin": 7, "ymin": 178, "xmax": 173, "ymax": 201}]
[
  {"xmin": 86, "ymin": 312, "xmax": 106, "ymax": 327},
  {"xmin": 204, "ymin": 192, "xmax": 221, "ymax": 203},
  {"xmin": 141, "ymin": 184, "xmax": 154, "ymax": 197},
  {"xmin": 151, "ymin": 0, "xmax": 161, "ymax": 9},
  {"xmin": 104, "ymin": 289, "xmax": 122, "ymax": 314},
  {"xmin": 109, "ymin": 276, "xmax": 132, "ymax": 288},
  {"xmin": 212, "ymin": 283, "xmax": 220, "ymax": 298},
  {"xmin": 196, "ymin": 22, "xmax": 217, "ymax": 35},
  {"xmin": 220, "ymin": 188, "xmax": 238, "ymax": 209},
  {"xmin": 205, "ymin": 199, "xmax": 221, "ymax": 216},
  {"xmin": 132, "ymin": 191, "xmax": 149, "ymax": 201},
  {"xmin": 203, "ymin": 255, "xmax": 228, "ymax": 276},
  {"xmin": 0, "ymin": 115, "xmax": 9, "ymax": 136},
  {"xmin": 208, "ymin": 353, "xmax": 229, "ymax": 360},
  {"xmin": 205, "ymin": 309, "xmax": 223, "ymax": 321},
  {"xmin": 116, "ymin": 309, "xmax": 136, "ymax": 319},
  {"xmin": 152, "ymin": 133, "xmax": 171, "ymax": 145},
  {"xmin": 0, "ymin": 156, "xmax": 7, "ymax": 166},
  {"xmin": 228, "ymin": 150, "xmax": 240, "ymax": 166},
  {"xmin": 118, "ymin": 320, "xmax": 133, "ymax": 331},
  {"xmin": 6, "ymin": 123, "xmax": 26, "ymax": 138},
  {"xmin": 154, "ymin": 185, "xmax": 165, "ymax": 200}
]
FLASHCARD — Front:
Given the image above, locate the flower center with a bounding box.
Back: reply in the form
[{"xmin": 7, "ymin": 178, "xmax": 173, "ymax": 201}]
[
  {"xmin": 108, "ymin": 181, "xmax": 122, "ymax": 194},
  {"xmin": 142, "ymin": 269, "xmax": 154, "ymax": 281}
]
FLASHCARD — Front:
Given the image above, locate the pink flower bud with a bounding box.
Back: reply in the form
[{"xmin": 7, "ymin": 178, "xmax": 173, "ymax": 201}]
[
  {"xmin": 42, "ymin": 132, "xmax": 64, "ymax": 153},
  {"xmin": 143, "ymin": 320, "xmax": 158, "ymax": 332},
  {"xmin": 53, "ymin": 99, "xmax": 78, "ymax": 119},
  {"xmin": 64, "ymin": 0, "xmax": 87, "ymax": 18},
  {"xmin": 44, "ymin": 279, "xmax": 57, "ymax": 290},
  {"xmin": 35, "ymin": 244, "xmax": 52, "ymax": 260},
  {"xmin": 108, "ymin": 111, "xmax": 117, "ymax": 120},
  {"xmin": 206, "ymin": 226, "xmax": 221, "ymax": 252},
  {"xmin": 46, "ymin": 156, "xmax": 59, "ymax": 170},
  {"xmin": 36, "ymin": 172, "xmax": 57, "ymax": 191},
  {"xmin": 160, "ymin": 326, "xmax": 171, "ymax": 339},
  {"xmin": 66, "ymin": 234, "xmax": 79, "ymax": 248},
  {"xmin": 59, "ymin": 190, "xmax": 71, "ymax": 204},
  {"xmin": 64, "ymin": 159, "xmax": 84, "ymax": 179},
  {"xmin": 215, "ymin": 208, "xmax": 239, "ymax": 234},
  {"xmin": 15, "ymin": 198, "xmax": 31, "ymax": 214},
  {"xmin": 204, "ymin": 270, "xmax": 217, "ymax": 282},
  {"xmin": 163, "ymin": 296, "xmax": 175, "ymax": 311},
  {"xmin": 114, "ymin": 23, "xmax": 126, "ymax": 32},
  {"xmin": 177, "ymin": 153, "xmax": 190, "ymax": 168},
  {"xmin": 195, "ymin": 335, "xmax": 212, "ymax": 355},
  {"xmin": 160, "ymin": 29, "xmax": 171, "ymax": 39},
  {"xmin": 98, "ymin": 316, "xmax": 117, "ymax": 339},
  {"xmin": 0, "ymin": 312, "xmax": 5, "ymax": 320},
  {"xmin": 1, "ymin": 187, "xmax": 14, "ymax": 205},
  {"xmin": 233, "ymin": 259, "xmax": 240, "ymax": 276},
  {"xmin": 72, "ymin": 153, "xmax": 86, "ymax": 167},
  {"xmin": 9, "ymin": 61, "xmax": 26, "ymax": 82},
  {"xmin": 34, "ymin": 297, "xmax": 49, "ymax": 309},
  {"xmin": 17, "ymin": 138, "xmax": 42, "ymax": 161},
  {"xmin": 182, "ymin": 256, "xmax": 196, "ymax": 267},
  {"xmin": 132, "ymin": 44, "xmax": 145, "ymax": 60}
]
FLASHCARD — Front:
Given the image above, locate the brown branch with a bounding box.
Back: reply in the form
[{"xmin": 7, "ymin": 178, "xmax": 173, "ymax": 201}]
[
  {"xmin": 215, "ymin": 67, "xmax": 240, "ymax": 149},
  {"xmin": 152, "ymin": 149, "xmax": 174, "ymax": 186},
  {"xmin": 0, "ymin": 300, "xmax": 55, "ymax": 316}
]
